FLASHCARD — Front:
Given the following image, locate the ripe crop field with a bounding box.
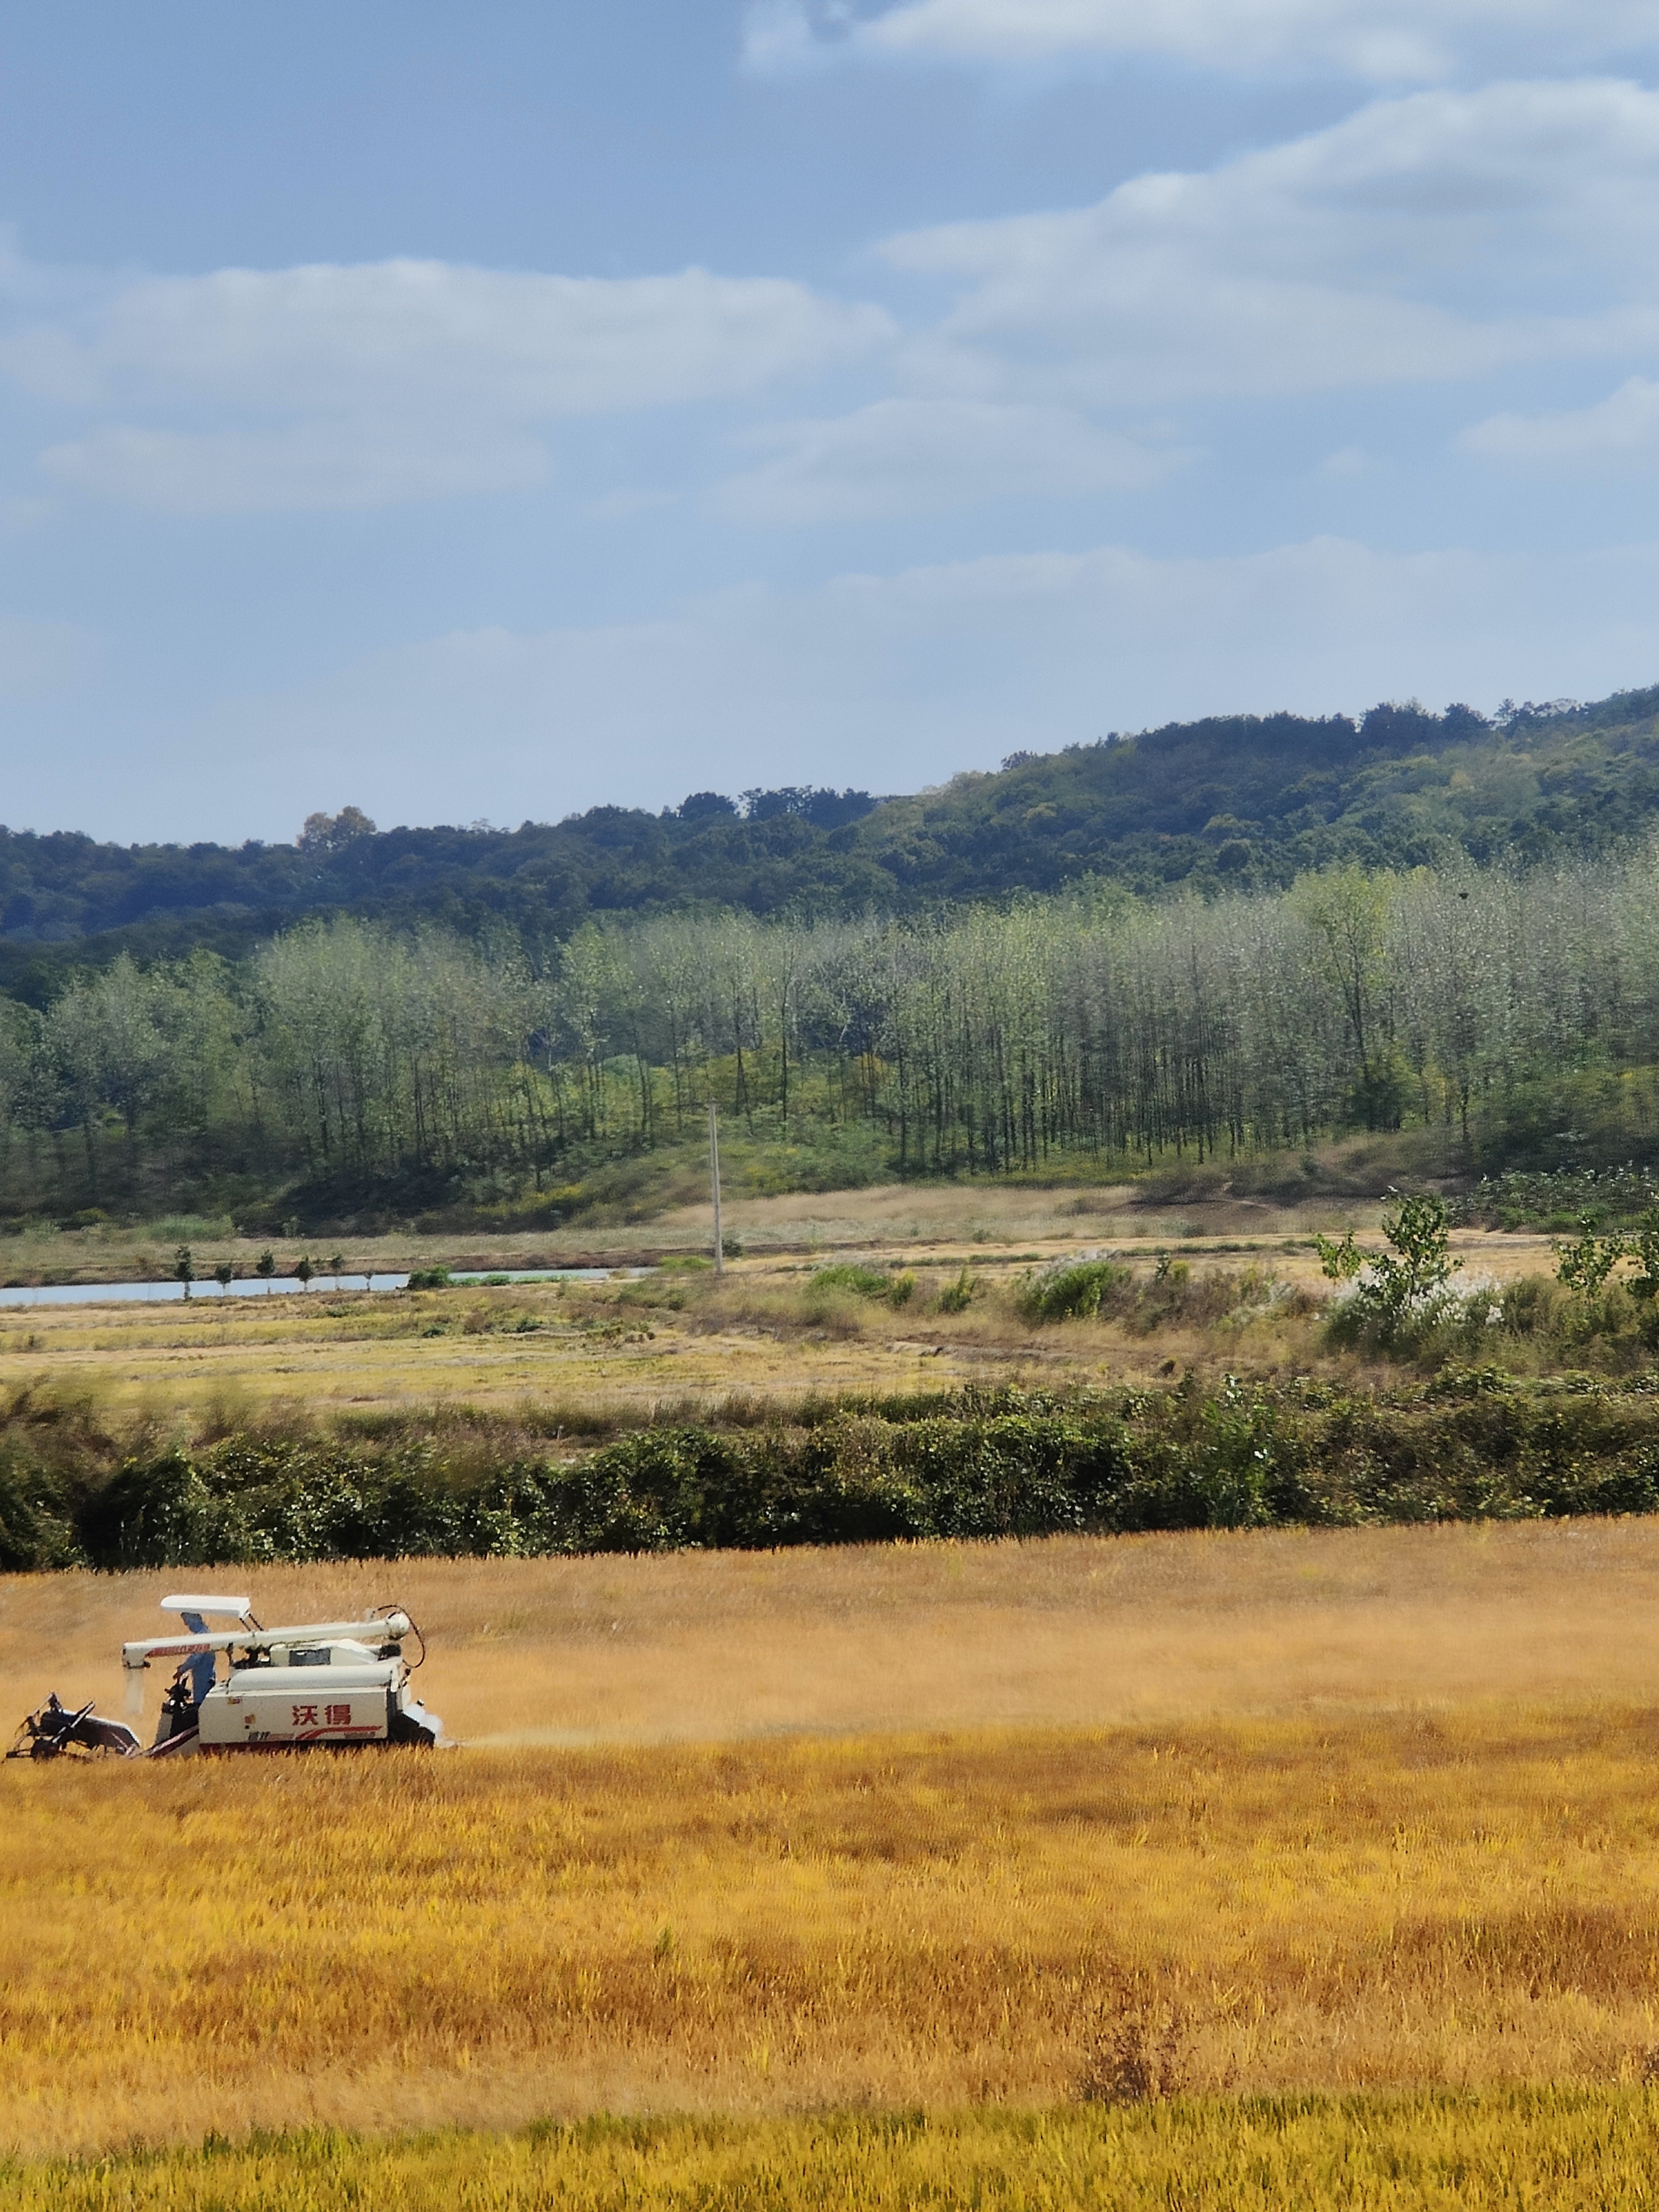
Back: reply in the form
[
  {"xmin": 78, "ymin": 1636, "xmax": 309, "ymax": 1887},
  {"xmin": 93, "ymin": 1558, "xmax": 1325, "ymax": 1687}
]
[
  {"xmin": 9, "ymin": 1520, "xmax": 1659, "ymax": 1748},
  {"xmin": 14, "ymin": 1708, "xmax": 1659, "ymax": 2156},
  {"xmin": 13, "ymin": 2096, "xmax": 1659, "ymax": 2211},
  {"xmin": 7, "ymin": 1522, "xmax": 1659, "ymax": 2208}
]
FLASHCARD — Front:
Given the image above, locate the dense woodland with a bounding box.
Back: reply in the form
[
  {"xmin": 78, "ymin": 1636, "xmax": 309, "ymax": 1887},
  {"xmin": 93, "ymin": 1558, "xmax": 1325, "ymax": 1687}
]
[
  {"xmin": 5, "ymin": 687, "xmax": 1659, "ymax": 1006},
  {"xmin": 3, "ymin": 846, "xmax": 1659, "ymax": 1226}
]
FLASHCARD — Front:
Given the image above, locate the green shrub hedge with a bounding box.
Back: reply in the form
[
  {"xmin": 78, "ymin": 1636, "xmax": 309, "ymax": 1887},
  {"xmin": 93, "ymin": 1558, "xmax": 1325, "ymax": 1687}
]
[{"xmin": 7, "ymin": 1374, "xmax": 1659, "ymax": 1571}]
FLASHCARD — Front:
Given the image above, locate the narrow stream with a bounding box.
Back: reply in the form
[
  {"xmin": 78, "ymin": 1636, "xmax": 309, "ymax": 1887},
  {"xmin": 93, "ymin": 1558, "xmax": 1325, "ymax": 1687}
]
[{"xmin": 0, "ymin": 1266, "xmax": 629, "ymax": 1310}]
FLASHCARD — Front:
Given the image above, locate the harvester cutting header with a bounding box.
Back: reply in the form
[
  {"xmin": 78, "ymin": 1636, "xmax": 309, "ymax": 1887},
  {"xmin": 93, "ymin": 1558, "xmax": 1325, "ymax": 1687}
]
[{"xmin": 9, "ymin": 1593, "xmax": 445, "ymax": 1760}]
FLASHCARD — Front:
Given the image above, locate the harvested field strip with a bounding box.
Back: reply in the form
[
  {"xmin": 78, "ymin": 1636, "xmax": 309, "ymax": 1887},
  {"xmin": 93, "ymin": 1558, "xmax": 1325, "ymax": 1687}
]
[
  {"xmin": 13, "ymin": 2094, "xmax": 1659, "ymax": 2210},
  {"xmin": 11, "ymin": 1714, "xmax": 1659, "ymax": 2152},
  {"xmin": 11, "ymin": 1522, "xmax": 1659, "ymax": 1750}
]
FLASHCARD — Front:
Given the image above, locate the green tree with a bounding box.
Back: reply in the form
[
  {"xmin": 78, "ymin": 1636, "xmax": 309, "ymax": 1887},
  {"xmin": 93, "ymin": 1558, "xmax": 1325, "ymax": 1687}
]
[
  {"xmin": 1313, "ymin": 1229, "xmax": 1365, "ymax": 1281},
  {"xmin": 1326, "ymin": 1195, "xmax": 1461, "ymax": 1342},
  {"xmin": 1554, "ymin": 1213, "xmax": 1627, "ymax": 1296},
  {"xmin": 1627, "ymin": 1207, "xmax": 1659, "ymax": 1301},
  {"xmin": 1290, "ymin": 865, "xmax": 1403, "ymax": 1129}
]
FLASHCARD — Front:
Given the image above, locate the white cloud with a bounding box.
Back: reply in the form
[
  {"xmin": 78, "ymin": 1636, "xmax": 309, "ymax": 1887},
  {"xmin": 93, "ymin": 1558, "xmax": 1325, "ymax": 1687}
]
[
  {"xmin": 23, "ymin": 260, "xmax": 891, "ymax": 414},
  {"xmin": 717, "ymin": 398, "xmax": 1188, "ymax": 522},
  {"xmin": 40, "ymin": 421, "xmax": 552, "ymax": 514},
  {"xmin": 1460, "ymin": 375, "xmax": 1659, "ymax": 467},
  {"xmin": 170, "ymin": 534, "xmax": 1659, "ymax": 837},
  {"xmin": 0, "ymin": 258, "xmax": 893, "ymax": 513},
  {"xmin": 9, "ymin": 80, "xmax": 1659, "ymax": 519},
  {"xmin": 882, "ymin": 79, "xmax": 1659, "ymax": 404},
  {"xmin": 749, "ymin": 0, "xmax": 1659, "ymax": 85}
]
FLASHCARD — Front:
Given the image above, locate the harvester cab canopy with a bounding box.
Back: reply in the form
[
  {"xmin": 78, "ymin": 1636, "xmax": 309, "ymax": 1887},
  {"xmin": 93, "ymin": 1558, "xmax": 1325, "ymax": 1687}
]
[{"xmin": 162, "ymin": 1593, "xmax": 257, "ymax": 1630}]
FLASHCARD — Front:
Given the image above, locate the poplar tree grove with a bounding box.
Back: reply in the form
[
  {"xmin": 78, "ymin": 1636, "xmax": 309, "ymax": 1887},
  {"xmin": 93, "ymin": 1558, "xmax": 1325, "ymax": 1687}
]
[{"xmin": 6, "ymin": 849, "xmax": 1659, "ymax": 1217}]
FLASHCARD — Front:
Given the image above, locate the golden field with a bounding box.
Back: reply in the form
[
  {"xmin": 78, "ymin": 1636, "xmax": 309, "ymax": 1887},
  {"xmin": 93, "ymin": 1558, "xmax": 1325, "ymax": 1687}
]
[
  {"xmin": 11, "ymin": 1520, "xmax": 1659, "ymax": 1749},
  {"xmin": 8, "ymin": 1525, "xmax": 1659, "ymax": 2175}
]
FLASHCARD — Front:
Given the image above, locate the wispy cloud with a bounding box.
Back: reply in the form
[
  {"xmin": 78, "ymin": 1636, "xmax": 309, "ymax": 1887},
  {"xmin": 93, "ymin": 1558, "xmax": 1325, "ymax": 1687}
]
[
  {"xmin": 40, "ymin": 421, "xmax": 555, "ymax": 514},
  {"xmin": 1460, "ymin": 376, "xmax": 1659, "ymax": 468},
  {"xmin": 1, "ymin": 258, "xmax": 893, "ymax": 513},
  {"xmin": 8, "ymin": 79, "xmax": 1659, "ymax": 524},
  {"xmin": 747, "ymin": 0, "xmax": 1659, "ymax": 85},
  {"xmin": 197, "ymin": 534, "xmax": 1659, "ymax": 830},
  {"xmin": 717, "ymin": 399, "xmax": 1189, "ymax": 523},
  {"xmin": 882, "ymin": 79, "xmax": 1659, "ymax": 403}
]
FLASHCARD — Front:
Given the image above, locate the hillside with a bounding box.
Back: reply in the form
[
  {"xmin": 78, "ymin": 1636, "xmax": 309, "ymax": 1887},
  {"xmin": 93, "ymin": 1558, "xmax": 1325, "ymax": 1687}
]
[
  {"xmin": 872, "ymin": 688, "xmax": 1659, "ymax": 896},
  {"xmin": 4, "ymin": 685, "xmax": 1658, "ymax": 994}
]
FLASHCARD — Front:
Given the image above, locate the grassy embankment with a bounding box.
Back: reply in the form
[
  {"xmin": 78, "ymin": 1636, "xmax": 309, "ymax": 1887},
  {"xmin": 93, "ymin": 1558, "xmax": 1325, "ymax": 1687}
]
[
  {"xmin": 0, "ymin": 1215, "xmax": 1571, "ymax": 1432},
  {"xmin": 0, "ymin": 1122, "xmax": 1558, "ymax": 1287},
  {"xmin": 0, "ymin": 1164, "xmax": 1391, "ymax": 1285}
]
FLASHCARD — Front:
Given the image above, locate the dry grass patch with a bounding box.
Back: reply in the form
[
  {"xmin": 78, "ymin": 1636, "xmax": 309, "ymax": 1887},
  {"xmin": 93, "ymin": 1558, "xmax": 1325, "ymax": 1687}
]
[
  {"xmin": 14, "ymin": 1520, "xmax": 1659, "ymax": 1746},
  {"xmin": 0, "ymin": 1221, "xmax": 1577, "ymax": 1428}
]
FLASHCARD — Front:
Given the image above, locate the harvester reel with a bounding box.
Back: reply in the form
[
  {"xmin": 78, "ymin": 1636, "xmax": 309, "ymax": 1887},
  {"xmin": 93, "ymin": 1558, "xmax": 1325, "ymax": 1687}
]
[{"xmin": 7, "ymin": 1694, "xmax": 142, "ymax": 1761}]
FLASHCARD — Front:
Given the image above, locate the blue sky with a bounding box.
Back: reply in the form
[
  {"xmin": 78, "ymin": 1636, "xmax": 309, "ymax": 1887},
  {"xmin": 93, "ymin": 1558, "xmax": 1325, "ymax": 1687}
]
[{"xmin": 3, "ymin": 1, "xmax": 1659, "ymax": 842}]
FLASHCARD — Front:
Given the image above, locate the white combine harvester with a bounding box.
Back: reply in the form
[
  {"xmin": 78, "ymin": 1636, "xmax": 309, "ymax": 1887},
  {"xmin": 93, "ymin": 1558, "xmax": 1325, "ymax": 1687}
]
[{"xmin": 8, "ymin": 1593, "xmax": 445, "ymax": 1760}]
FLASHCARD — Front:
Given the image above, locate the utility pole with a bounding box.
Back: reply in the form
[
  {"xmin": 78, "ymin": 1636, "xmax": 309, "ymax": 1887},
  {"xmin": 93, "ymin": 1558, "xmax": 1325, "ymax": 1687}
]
[{"xmin": 709, "ymin": 1100, "xmax": 724, "ymax": 1275}]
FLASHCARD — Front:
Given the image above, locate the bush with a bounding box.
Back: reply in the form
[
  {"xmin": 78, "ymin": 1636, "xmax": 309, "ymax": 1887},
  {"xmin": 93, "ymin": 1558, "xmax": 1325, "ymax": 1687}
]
[
  {"xmin": 0, "ymin": 1452, "xmax": 79, "ymax": 1571},
  {"xmin": 812, "ymin": 1264, "xmax": 890, "ymax": 1296},
  {"xmin": 1321, "ymin": 1196, "xmax": 1469, "ymax": 1352},
  {"xmin": 1020, "ymin": 1259, "xmax": 1129, "ymax": 1323},
  {"xmin": 19, "ymin": 1374, "xmax": 1659, "ymax": 1573},
  {"xmin": 812, "ymin": 1264, "xmax": 915, "ymax": 1310},
  {"xmin": 406, "ymin": 1266, "xmax": 452, "ymax": 1290}
]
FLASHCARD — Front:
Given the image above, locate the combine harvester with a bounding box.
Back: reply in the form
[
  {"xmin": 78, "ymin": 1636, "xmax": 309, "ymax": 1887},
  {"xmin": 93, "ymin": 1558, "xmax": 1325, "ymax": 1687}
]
[{"xmin": 8, "ymin": 1593, "xmax": 445, "ymax": 1760}]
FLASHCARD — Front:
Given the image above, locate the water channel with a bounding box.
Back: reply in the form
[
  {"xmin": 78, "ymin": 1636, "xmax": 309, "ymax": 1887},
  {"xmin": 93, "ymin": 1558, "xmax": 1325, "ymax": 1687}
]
[{"xmin": 0, "ymin": 1267, "xmax": 629, "ymax": 1311}]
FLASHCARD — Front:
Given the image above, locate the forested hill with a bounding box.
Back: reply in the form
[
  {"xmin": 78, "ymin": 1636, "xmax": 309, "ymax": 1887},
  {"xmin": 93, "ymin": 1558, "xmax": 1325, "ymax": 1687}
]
[{"xmin": 6, "ymin": 684, "xmax": 1659, "ymax": 989}]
